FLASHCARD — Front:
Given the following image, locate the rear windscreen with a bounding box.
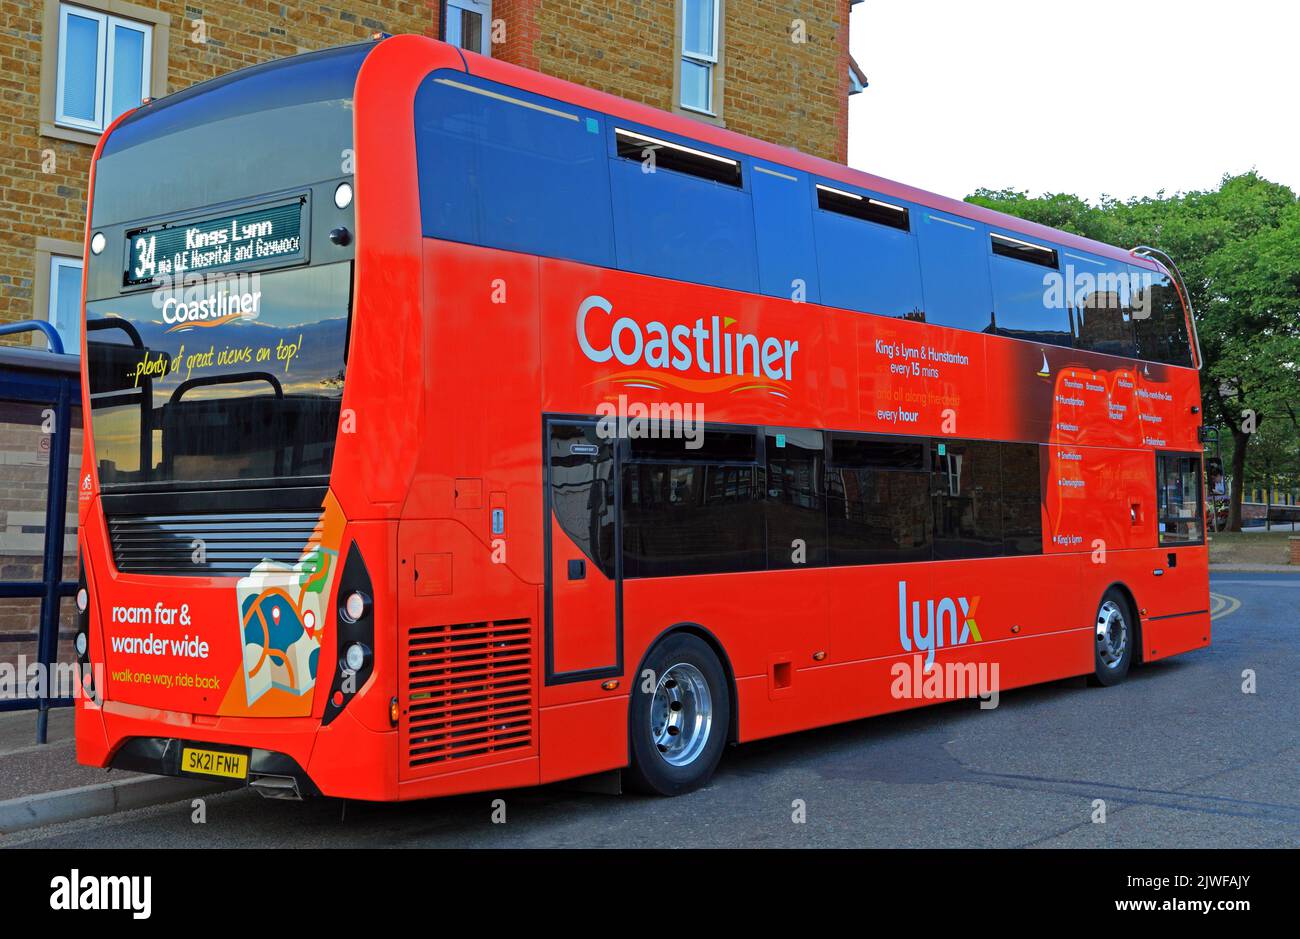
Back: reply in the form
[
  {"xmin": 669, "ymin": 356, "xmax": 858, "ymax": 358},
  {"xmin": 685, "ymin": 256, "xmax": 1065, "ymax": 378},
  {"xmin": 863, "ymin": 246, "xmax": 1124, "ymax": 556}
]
[{"xmin": 85, "ymin": 262, "xmax": 350, "ymax": 489}]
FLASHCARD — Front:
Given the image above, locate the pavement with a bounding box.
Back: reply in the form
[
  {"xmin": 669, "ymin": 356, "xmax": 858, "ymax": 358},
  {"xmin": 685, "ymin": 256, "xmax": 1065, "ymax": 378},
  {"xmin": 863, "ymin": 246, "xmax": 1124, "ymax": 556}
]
[
  {"xmin": 0, "ymin": 706, "xmax": 227, "ymax": 834},
  {"xmin": 0, "ymin": 570, "xmax": 1295, "ymax": 848},
  {"xmin": 0, "ymin": 708, "xmax": 118, "ymax": 801}
]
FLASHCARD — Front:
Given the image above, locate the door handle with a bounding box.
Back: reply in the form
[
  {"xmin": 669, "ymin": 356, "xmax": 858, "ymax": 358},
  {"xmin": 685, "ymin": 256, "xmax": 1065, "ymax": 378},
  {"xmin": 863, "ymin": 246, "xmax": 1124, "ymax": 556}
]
[
  {"xmin": 567, "ymin": 559, "xmax": 586, "ymax": 581},
  {"xmin": 1152, "ymin": 569, "xmax": 1164, "ymax": 577}
]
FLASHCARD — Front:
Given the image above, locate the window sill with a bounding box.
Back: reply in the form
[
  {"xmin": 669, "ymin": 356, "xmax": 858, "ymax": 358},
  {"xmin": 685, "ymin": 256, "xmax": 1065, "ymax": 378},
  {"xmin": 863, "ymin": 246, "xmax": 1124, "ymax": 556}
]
[
  {"xmin": 673, "ymin": 105, "xmax": 725, "ymax": 128},
  {"xmin": 41, "ymin": 122, "xmax": 101, "ymax": 146}
]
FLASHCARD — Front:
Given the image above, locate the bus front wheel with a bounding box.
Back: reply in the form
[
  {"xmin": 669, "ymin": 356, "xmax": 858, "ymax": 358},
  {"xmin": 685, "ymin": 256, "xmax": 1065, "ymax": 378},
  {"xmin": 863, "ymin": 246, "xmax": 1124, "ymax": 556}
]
[
  {"xmin": 1090, "ymin": 588, "xmax": 1135, "ymax": 686},
  {"xmin": 626, "ymin": 633, "xmax": 730, "ymax": 796}
]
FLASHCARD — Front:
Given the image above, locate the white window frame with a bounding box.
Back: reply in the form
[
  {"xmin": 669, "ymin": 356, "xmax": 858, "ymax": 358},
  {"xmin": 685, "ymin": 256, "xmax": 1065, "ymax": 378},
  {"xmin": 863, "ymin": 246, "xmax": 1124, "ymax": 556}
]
[
  {"xmin": 48, "ymin": 255, "xmax": 84, "ymax": 353},
  {"xmin": 445, "ymin": 0, "xmax": 492, "ymax": 57},
  {"xmin": 54, "ymin": 3, "xmax": 152, "ymax": 133},
  {"xmin": 680, "ymin": 0, "xmax": 720, "ymax": 115}
]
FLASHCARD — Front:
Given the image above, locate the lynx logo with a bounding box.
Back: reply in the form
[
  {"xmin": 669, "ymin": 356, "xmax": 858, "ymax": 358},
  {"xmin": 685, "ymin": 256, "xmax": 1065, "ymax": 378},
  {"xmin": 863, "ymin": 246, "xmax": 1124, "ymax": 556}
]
[
  {"xmin": 897, "ymin": 580, "xmax": 983, "ymax": 669},
  {"xmin": 49, "ymin": 869, "xmax": 151, "ymax": 919}
]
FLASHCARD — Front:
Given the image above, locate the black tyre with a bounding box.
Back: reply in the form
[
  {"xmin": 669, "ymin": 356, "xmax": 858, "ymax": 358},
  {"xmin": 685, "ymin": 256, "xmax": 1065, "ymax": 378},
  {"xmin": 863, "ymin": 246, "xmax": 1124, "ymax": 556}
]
[
  {"xmin": 626, "ymin": 633, "xmax": 730, "ymax": 796},
  {"xmin": 1090, "ymin": 587, "xmax": 1135, "ymax": 686}
]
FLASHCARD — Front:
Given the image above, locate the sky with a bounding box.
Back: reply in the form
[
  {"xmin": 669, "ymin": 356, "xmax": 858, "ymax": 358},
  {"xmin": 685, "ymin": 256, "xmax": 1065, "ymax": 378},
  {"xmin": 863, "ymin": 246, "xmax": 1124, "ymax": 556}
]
[{"xmin": 846, "ymin": 0, "xmax": 1299, "ymax": 204}]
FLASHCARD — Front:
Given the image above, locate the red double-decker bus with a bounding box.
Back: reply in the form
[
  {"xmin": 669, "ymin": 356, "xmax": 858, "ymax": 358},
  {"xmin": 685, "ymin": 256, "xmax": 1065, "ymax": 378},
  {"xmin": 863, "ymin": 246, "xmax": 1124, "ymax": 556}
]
[{"xmin": 75, "ymin": 36, "xmax": 1208, "ymax": 800}]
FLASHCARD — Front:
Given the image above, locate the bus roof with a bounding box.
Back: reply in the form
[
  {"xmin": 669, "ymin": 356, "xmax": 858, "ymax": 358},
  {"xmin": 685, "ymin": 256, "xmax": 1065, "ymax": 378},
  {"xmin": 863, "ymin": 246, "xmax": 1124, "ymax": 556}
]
[
  {"xmin": 448, "ymin": 41, "xmax": 1160, "ymax": 273},
  {"xmin": 103, "ymin": 34, "xmax": 1162, "ymax": 275}
]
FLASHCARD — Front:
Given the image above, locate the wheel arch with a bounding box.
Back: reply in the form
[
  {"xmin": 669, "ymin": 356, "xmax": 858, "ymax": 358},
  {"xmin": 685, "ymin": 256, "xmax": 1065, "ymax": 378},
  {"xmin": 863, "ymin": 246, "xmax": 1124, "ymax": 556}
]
[{"xmin": 634, "ymin": 622, "xmax": 740, "ymax": 745}]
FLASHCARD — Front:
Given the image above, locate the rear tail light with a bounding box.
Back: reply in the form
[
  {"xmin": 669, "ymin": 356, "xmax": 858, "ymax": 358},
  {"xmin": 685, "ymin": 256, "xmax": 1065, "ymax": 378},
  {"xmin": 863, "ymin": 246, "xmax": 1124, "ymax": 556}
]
[
  {"xmin": 342, "ymin": 590, "xmax": 369, "ymax": 623},
  {"xmin": 344, "ymin": 641, "xmax": 369, "ymax": 672},
  {"xmin": 323, "ymin": 542, "xmax": 374, "ymax": 725},
  {"xmin": 75, "ymin": 559, "xmax": 97, "ymax": 703}
]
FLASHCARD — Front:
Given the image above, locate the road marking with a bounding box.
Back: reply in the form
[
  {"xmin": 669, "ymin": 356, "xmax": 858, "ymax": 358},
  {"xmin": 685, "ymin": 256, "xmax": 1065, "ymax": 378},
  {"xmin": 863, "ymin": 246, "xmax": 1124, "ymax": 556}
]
[
  {"xmin": 1212, "ymin": 579, "xmax": 1300, "ymax": 587},
  {"xmin": 1208, "ymin": 592, "xmax": 1241, "ymax": 620}
]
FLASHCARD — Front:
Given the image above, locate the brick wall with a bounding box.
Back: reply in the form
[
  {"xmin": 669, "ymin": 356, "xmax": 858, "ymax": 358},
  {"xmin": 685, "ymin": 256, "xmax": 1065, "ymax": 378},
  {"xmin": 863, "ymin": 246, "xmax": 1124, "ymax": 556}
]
[{"xmin": 716, "ymin": 0, "xmax": 847, "ymax": 160}]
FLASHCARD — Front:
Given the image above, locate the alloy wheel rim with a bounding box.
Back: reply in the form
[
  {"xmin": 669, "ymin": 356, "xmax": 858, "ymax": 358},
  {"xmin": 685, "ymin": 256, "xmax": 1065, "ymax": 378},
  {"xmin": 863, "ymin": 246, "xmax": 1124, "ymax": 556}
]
[
  {"xmin": 1095, "ymin": 600, "xmax": 1128, "ymax": 669},
  {"xmin": 650, "ymin": 662, "xmax": 713, "ymax": 767}
]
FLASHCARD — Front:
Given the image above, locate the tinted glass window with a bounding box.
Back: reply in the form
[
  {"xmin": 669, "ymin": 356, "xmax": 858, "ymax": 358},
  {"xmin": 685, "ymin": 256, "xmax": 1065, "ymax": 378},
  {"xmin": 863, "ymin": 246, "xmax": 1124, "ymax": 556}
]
[
  {"xmin": 615, "ymin": 129, "xmax": 741, "ymax": 186},
  {"xmin": 765, "ymin": 428, "xmax": 826, "ymax": 569},
  {"xmin": 1071, "ymin": 254, "xmax": 1137, "ymax": 358},
  {"xmin": 548, "ymin": 423, "xmax": 616, "ymax": 578},
  {"xmin": 826, "ymin": 435, "xmax": 931, "ymax": 565},
  {"xmin": 622, "ymin": 463, "xmax": 764, "ymax": 577},
  {"xmin": 990, "ymin": 237, "xmax": 1072, "ymax": 346},
  {"xmin": 999, "ymin": 443, "xmax": 1043, "ymax": 555},
  {"xmin": 753, "ymin": 165, "xmax": 819, "ymax": 304},
  {"xmin": 629, "ymin": 429, "xmax": 755, "ymax": 463},
  {"xmin": 916, "ymin": 211, "xmax": 993, "ymax": 332},
  {"xmin": 415, "ymin": 73, "xmax": 615, "ymax": 267},
  {"xmin": 932, "ymin": 440, "xmax": 1002, "ymax": 559},
  {"xmin": 831, "ymin": 436, "xmax": 926, "ymax": 470},
  {"xmin": 1157, "ymin": 452, "xmax": 1203, "ymax": 544},
  {"xmin": 619, "ymin": 427, "xmax": 1044, "ymax": 574},
  {"xmin": 1132, "ymin": 267, "xmax": 1193, "ymax": 367},
  {"xmin": 85, "ymin": 262, "xmax": 351, "ymax": 489},
  {"xmin": 609, "ymin": 129, "xmax": 758, "ymax": 292},
  {"xmin": 814, "ymin": 184, "xmax": 923, "ymax": 319},
  {"xmin": 817, "ymin": 185, "xmax": 909, "ymax": 230},
  {"xmin": 991, "ymin": 233, "xmax": 1058, "ymax": 267}
]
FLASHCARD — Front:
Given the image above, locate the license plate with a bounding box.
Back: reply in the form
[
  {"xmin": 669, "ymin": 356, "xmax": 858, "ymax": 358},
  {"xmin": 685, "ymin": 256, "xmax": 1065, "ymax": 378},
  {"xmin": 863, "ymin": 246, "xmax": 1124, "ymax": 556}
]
[{"xmin": 180, "ymin": 747, "xmax": 248, "ymax": 780}]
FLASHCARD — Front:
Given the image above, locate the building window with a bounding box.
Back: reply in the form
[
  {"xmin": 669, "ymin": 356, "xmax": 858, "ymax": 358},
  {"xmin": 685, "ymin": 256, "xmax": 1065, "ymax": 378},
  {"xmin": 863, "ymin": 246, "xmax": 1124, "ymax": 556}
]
[
  {"xmin": 444, "ymin": 0, "xmax": 492, "ymax": 56},
  {"xmin": 54, "ymin": 3, "xmax": 152, "ymax": 132},
  {"xmin": 48, "ymin": 255, "xmax": 84, "ymax": 353},
  {"xmin": 32, "ymin": 237, "xmax": 84, "ymax": 354},
  {"xmin": 679, "ymin": 0, "xmax": 720, "ymax": 115}
]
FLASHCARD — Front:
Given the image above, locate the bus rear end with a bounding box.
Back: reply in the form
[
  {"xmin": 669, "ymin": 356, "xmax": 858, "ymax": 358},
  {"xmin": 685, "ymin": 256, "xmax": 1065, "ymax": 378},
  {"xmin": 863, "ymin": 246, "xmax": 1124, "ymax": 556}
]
[{"xmin": 75, "ymin": 42, "xmax": 396, "ymax": 799}]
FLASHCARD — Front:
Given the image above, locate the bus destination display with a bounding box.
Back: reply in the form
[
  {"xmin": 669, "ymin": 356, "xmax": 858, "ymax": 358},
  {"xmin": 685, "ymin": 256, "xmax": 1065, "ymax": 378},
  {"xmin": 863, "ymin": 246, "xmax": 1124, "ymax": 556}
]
[{"xmin": 124, "ymin": 199, "xmax": 306, "ymax": 286}]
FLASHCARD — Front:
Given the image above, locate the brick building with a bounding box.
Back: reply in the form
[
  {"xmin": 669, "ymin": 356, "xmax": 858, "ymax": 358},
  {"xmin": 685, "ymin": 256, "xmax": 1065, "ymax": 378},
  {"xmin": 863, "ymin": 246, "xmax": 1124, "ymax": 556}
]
[{"xmin": 0, "ymin": 1, "xmax": 859, "ymax": 670}]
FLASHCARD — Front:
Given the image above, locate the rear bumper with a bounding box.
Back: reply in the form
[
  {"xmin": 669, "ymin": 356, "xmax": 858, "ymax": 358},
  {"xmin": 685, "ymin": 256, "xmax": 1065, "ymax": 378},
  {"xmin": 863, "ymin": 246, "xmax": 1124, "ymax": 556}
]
[
  {"xmin": 109, "ymin": 736, "xmax": 321, "ymax": 796},
  {"xmin": 76, "ymin": 697, "xmax": 399, "ymax": 800}
]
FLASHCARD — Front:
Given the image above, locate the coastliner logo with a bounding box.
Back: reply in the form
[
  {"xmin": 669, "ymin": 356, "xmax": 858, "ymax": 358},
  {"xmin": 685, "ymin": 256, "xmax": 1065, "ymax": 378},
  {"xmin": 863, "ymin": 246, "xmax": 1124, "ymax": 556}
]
[
  {"xmin": 898, "ymin": 580, "xmax": 983, "ymax": 668},
  {"xmin": 152, "ymin": 272, "xmax": 262, "ymax": 333},
  {"xmin": 575, "ymin": 294, "xmax": 799, "ymax": 384}
]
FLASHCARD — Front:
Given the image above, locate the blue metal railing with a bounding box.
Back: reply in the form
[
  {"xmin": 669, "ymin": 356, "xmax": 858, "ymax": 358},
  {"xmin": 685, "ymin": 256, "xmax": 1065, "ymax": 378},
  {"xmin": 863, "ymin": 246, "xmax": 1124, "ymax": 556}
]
[
  {"xmin": 0, "ymin": 322, "xmax": 78, "ymax": 742},
  {"xmin": 0, "ymin": 320, "xmax": 66, "ymax": 355}
]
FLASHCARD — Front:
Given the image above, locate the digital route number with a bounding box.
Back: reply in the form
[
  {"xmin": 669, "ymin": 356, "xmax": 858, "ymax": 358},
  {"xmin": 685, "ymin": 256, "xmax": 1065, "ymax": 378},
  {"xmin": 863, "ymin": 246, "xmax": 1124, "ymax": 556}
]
[{"xmin": 124, "ymin": 199, "xmax": 306, "ymax": 287}]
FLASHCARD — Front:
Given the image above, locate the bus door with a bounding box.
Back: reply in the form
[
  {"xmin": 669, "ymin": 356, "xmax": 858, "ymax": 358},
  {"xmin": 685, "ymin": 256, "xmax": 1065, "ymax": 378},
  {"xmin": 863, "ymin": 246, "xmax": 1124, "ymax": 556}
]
[
  {"xmin": 1142, "ymin": 451, "xmax": 1211, "ymax": 656},
  {"xmin": 544, "ymin": 419, "xmax": 622, "ymax": 683}
]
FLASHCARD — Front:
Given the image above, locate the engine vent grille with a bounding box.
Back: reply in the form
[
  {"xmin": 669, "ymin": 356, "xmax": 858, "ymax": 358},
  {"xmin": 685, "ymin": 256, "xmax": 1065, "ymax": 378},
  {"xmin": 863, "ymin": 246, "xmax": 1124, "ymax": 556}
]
[
  {"xmin": 405, "ymin": 618, "xmax": 534, "ymax": 769},
  {"xmin": 107, "ymin": 511, "xmax": 322, "ymax": 576}
]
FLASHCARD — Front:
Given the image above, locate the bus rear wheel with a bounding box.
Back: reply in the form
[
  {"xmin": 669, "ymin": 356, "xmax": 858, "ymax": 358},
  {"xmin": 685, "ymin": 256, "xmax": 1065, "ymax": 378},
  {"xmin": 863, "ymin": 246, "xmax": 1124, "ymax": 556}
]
[
  {"xmin": 1090, "ymin": 588, "xmax": 1135, "ymax": 686},
  {"xmin": 627, "ymin": 633, "xmax": 729, "ymax": 796}
]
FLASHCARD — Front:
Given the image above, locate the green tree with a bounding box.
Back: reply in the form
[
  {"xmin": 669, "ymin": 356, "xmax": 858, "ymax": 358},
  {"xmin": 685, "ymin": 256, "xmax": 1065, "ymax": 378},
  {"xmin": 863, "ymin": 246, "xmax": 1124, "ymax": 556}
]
[{"xmin": 969, "ymin": 173, "xmax": 1300, "ymax": 530}]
